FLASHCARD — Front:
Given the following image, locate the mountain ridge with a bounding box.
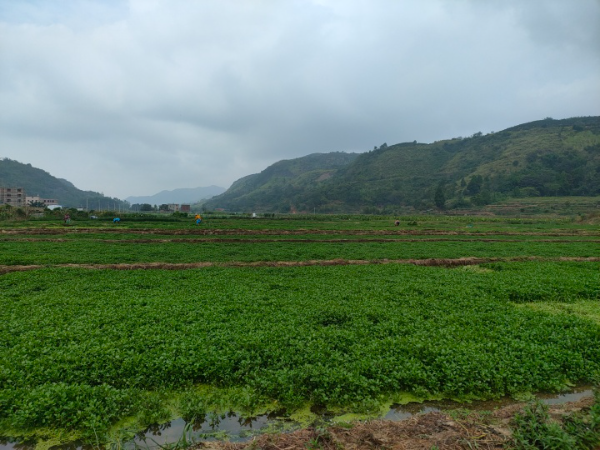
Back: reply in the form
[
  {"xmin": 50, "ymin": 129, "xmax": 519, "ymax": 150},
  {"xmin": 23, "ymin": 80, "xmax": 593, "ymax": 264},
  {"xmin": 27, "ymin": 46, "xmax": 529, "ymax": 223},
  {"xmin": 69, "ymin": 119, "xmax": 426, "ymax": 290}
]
[
  {"xmin": 205, "ymin": 152, "xmax": 359, "ymax": 211},
  {"xmin": 126, "ymin": 186, "xmax": 226, "ymax": 206},
  {"xmin": 0, "ymin": 158, "xmax": 127, "ymax": 209},
  {"xmin": 203, "ymin": 116, "xmax": 600, "ymax": 213},
  {"xmin": 3, "ymin": 116, "xmax": 598, "ymax": 213}
]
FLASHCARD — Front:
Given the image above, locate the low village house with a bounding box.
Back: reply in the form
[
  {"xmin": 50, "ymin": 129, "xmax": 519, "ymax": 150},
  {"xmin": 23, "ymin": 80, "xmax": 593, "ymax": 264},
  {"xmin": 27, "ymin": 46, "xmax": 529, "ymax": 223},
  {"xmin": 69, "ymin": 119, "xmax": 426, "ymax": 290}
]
[
  {"xmin": 162, "ymin": 204, "xmax": 190, "ymax": 212},
  {"xmin": 25, "ymin": 195, "xmax": 58, "ymax": 207}
]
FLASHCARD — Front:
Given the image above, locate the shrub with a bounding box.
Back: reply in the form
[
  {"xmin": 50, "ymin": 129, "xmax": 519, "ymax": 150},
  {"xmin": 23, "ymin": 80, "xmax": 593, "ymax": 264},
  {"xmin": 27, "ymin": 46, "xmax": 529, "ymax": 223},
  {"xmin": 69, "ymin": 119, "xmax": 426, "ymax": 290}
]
[{"xmin": 511, "ymin": 393, "xmax": 600, "ymax": 449}]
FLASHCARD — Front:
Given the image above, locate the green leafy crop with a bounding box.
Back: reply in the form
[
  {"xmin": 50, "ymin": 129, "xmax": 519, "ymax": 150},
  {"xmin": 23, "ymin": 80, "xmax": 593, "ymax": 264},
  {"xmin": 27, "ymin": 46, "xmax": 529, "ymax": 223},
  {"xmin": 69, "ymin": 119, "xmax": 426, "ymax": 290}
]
[
  {"xmin": 1, "ymin": 262, "xmax": 599, "ymax": 438},
  {"xmin": 0, "ymin": 216, "xmax": 598, "ymax": 444}
]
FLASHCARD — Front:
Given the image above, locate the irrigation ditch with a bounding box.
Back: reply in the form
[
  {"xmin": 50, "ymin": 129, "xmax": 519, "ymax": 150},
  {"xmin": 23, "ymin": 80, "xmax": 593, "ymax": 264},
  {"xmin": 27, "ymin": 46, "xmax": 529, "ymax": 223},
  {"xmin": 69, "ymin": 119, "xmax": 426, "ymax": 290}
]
[{"xmin": 0, "ymin": 387, "xmax": 595, "ymax": 450}]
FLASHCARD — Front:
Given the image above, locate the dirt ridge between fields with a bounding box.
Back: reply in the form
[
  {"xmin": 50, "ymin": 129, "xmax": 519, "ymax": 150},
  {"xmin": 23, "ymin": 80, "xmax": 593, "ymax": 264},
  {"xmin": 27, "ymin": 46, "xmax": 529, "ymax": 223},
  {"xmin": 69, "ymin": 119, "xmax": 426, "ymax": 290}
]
[
  {"xmin": 2, "ymin": 228, "xmax": 599, "ymax": 237},
  {"xmin": 1, "ymin": 256, "xmax": 599, "ymax": 274},
  {"xmin": 3, "ymin": 238, "xmax": 600, "ymax": 243}
]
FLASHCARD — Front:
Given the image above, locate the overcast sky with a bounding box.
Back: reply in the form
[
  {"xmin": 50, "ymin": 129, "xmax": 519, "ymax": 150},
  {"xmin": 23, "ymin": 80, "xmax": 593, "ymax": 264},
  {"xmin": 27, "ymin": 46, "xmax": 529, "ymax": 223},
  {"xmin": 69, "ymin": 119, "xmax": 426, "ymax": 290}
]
[{"xmin": 1, "ymin": 0, "xmax": 599, "ymax": 199}]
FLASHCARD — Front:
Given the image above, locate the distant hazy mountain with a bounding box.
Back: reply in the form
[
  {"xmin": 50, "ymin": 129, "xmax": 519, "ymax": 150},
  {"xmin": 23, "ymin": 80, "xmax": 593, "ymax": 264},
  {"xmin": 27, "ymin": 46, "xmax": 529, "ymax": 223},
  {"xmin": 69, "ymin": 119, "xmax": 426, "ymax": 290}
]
[
  {"xmin": 0, "ymin": 158, "xmax": 127, "ymax": 209},
  {"xmin": 126, "ymin": 186, "xmax": 226, "ymax": 205},
  {"xmin": 204, "ymin": 116, "xmax": 600, "ymax": 213}
]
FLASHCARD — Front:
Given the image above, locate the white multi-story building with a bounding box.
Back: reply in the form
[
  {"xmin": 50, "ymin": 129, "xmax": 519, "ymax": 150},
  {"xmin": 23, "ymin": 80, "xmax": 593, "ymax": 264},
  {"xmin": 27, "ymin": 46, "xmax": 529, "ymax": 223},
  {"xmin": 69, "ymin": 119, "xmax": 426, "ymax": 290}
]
[{"xmin": 25, "ymin": 195, "xmax": 58, "ymax": 207}]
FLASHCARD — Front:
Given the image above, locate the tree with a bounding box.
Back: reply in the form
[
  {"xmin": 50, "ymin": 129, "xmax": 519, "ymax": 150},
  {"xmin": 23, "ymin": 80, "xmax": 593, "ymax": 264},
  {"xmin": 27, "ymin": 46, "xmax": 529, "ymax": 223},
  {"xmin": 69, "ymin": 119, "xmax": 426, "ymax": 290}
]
[
  {"xmin": 140, "ymin": 203, "xmax": 153, "ymax": 211},
  {"xmin": 471, "ymin": 189, "xmax": 492, "ymax": 206},
  {"xmin": 465, "ymin": 175, "xmax": 483, "ymax": 195},
  {"xmin": 434, "ymin": 182, "xmax": 446, "ymax": 209}
]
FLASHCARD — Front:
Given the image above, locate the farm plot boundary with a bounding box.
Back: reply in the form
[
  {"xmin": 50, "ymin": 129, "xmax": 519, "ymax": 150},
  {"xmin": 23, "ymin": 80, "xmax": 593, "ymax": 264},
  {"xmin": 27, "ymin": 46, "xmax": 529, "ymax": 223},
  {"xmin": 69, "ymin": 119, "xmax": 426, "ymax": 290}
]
[{"xmin": 2, "ymin": 256, "xmax": 600, "ymax": 274}]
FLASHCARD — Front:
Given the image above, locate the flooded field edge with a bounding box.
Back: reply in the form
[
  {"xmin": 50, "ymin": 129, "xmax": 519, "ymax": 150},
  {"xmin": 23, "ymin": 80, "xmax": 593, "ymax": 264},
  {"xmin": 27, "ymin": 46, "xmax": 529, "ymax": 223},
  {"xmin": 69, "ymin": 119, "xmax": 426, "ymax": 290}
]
[{"xmin": 0, "ymin": 386, "xmax": 595, "ymax": 450}]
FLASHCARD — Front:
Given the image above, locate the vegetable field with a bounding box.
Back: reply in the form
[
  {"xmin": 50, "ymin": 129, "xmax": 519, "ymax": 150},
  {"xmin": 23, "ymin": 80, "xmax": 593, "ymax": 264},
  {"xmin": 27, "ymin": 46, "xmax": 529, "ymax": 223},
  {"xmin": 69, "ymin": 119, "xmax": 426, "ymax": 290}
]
[{"xmin": 0, "ymin": 214, "xmax": 599, "ymax": 445}]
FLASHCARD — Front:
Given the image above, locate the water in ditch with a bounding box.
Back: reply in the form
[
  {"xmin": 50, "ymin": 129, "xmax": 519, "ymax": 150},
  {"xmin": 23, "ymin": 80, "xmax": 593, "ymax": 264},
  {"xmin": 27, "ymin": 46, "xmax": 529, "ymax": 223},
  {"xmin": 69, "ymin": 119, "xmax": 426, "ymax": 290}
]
[{"xmin": 0, "ymin": 386, "xmax": 594, "ymax": 450}]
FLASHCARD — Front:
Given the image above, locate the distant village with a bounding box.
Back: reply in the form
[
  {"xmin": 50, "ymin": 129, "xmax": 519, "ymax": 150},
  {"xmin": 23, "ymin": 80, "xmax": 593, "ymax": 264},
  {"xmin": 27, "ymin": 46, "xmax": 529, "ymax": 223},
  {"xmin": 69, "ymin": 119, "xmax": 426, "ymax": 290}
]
[
  {"xmin": 0, "ymin": 187, "xmax": 191, "ymax": 212},
  {"xmin": 0, "ymin": 187, "xmax": 57, "ymax": 208}
]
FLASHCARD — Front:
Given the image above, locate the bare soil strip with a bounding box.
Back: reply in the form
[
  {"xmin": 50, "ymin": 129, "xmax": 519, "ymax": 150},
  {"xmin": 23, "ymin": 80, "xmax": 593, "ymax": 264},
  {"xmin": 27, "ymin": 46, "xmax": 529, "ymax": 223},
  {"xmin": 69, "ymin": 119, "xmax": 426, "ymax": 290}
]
[
  {"xmin": 2, "ymin": 228, "xmax": 599, "ymax": 237},
  {"xmin": 196, "ymin": 397, "xmax": 595, "ymax": 450},
  {"xmin": 3, "ymin": 238, "xmax": 599, "ymax": 243},
  {"xmin": 2, "ymin": 257, "xmax": 599, "ymax": 274}
]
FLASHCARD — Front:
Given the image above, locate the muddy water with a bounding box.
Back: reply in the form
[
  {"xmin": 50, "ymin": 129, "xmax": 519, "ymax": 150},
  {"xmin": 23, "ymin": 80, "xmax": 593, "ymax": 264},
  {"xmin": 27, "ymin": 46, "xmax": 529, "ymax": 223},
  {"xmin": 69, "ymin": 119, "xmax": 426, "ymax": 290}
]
[
  {"xmin": 0, "ymin": 387, "xmax": 594, "ymax": 450},
  {"xmin": 0, "ymin": 412, "xmax": 280, "ymax": 450},
  {"xmin": 130, "ymin": 412, "xmax": 274, "ymax": 447},
  {"xmin": 385, "ymin": 386, "xmax": 593, "ymax": 420}
]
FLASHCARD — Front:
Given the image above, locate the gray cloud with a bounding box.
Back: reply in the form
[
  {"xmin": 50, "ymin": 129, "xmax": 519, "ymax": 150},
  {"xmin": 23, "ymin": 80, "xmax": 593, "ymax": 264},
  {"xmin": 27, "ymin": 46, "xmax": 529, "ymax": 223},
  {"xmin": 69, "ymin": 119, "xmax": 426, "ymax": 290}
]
[{"xmin": 1, "ymin": 0, "xmax": 599, "ymax": 198}]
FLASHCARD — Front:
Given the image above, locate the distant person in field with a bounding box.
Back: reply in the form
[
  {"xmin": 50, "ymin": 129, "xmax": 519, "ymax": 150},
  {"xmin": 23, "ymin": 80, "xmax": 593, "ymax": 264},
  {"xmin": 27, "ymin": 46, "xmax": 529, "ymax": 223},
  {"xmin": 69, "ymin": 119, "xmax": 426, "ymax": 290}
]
[
  {"xmin": 195, "ymin": 214, "xmax": 202, "ymax": 225},
  {"xmin": 64, "ymin": 213, "xmax": 71, "ymax": 225},
  {"xmin": 394, "ymin": 220, "xmax": 400, "ymax": 226}
]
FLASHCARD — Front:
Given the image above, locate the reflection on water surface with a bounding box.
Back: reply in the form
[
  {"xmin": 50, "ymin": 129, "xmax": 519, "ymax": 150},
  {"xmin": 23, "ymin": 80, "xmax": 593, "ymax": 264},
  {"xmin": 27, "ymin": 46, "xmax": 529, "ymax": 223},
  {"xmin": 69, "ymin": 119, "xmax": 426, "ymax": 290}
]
[{"xmin": 0, "ymin": 387, "xmax": 593, "ymax": 450}]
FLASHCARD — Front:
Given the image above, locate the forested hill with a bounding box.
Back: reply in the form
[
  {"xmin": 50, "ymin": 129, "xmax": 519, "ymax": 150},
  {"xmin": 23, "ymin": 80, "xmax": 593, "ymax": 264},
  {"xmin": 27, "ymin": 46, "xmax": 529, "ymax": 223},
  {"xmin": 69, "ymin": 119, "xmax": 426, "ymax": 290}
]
[
  {"xmin": 204, "ymin": 116, "xmax": 600, "ymax": 213},
  {"xmin": 0, "ymin": 158, "xmax": 127, "ymax": 209},
  {"xmin": 204, "ymin": 152, "xmax": 359, "ymax": 212}
]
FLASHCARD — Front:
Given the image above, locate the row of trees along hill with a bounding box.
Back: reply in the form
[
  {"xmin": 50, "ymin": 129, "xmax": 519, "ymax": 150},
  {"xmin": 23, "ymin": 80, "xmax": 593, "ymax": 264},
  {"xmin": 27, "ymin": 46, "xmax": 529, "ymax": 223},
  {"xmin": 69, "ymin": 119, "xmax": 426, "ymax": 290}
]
[
  {"xmin": 202, "ymin": 116, "xmax": 600, "ymax": 213},
  {"xmin": 0, "ymin": 158, "xmax": 128, "ymax": 210}
]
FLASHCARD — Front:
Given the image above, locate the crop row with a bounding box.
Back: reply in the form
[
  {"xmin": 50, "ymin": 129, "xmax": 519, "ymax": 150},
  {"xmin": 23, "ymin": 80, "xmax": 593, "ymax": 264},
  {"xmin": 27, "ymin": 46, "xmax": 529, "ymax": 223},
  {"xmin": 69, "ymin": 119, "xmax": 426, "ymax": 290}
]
[
  {"xmin": 2, "ymin": 232, "xmax": 598, "ymax": 241},
  {"xmin": 1, "ymin": 261, "xmax": 599, "ymax": 436},
  {"xmin": 0, "ymin": 240, "xmax": 597, "ymax": 265}
]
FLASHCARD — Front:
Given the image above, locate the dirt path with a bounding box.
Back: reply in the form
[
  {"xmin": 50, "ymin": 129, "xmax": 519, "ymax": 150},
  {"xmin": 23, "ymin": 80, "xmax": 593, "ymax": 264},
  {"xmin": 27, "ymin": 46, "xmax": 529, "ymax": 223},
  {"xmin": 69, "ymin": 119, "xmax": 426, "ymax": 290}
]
[
  {"xmin": 2, "ymin": 228, "xmax": 599, "ymax": 237},
  {"xmin": 195, "ymin": 397, "xmax": 595, "ymax": 450},
  {"xmin": 1, "ymin": 256, "xmax": 599, "ymax": 274},
  {"xmin": 3, "ymin": 238, "xmax": 599, "ymax": 243}
]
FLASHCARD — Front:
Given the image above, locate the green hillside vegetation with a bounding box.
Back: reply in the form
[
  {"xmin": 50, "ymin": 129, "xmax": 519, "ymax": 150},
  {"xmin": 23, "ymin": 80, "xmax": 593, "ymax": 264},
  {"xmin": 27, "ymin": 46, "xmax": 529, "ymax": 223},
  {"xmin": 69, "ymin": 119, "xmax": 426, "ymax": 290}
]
[
  {"xmin": 0, "ymin": 158, "xmax": 127, "ymax": 209},
  {"xmin": 204, "ymin": 116, "xmax": 600, "ymax": 213},
  {"xmin": 207, "ymin": 152, "xmax": 359, "ymax": 212}
]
